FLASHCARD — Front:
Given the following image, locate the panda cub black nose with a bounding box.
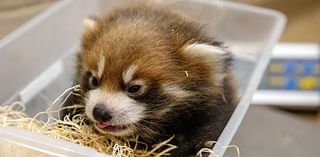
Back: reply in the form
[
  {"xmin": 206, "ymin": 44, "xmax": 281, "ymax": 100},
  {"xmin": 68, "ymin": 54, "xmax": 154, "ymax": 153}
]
[{"xmin": 93, "ymin": 105, "xmax": 112, "ymax": 122}]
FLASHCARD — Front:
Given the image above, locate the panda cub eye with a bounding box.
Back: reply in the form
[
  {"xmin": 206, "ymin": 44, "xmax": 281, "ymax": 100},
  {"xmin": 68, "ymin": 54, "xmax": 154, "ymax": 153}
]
[
  {"xmin": 126, "ymin": 82, "xmax": 145, "ymax": 96},
  {"xmin": 88, "ymin": 74, "xmax": 99, "ymax": 90},
  {"xmin": 127, "ymin": 85, "xmax": 141, "ymax": 93}
]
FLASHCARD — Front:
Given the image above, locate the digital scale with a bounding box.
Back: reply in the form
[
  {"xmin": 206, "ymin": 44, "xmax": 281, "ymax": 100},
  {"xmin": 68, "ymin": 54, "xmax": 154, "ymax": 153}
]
[{"xmin": 252, "ymin": 43, "xmax": 320, "ymax": 107}]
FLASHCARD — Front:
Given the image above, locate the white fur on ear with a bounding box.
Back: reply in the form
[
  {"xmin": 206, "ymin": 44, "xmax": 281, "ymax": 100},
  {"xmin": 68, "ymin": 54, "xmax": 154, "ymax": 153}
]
[
  {"xmin": 182, "ymin": 43, "xmax": 230, "ymax": 85},
  {"xmin": 83, "ymin": 18, "xmax": 98, "ymax": 32},
  {"xmin": 183, "ymin": 43, "xmax": 227, "ymax": 58}
]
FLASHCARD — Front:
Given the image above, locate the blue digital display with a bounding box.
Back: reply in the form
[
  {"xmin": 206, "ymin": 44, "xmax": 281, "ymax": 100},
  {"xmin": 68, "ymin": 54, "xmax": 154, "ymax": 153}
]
[{"xmin": 259, "ymin": 58, "xmax": 320, "ymax": 91}]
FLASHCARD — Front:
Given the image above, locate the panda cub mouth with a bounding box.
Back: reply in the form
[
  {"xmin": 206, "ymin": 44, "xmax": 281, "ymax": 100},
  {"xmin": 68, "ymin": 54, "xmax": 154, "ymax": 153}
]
[{"xmin": 94, "ymin": 121, "xmax": 129, "ymax": 133}]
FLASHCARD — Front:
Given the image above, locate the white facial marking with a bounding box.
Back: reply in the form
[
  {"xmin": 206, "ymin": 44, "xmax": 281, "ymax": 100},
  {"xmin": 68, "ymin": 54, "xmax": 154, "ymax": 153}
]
[
  {"xmin": 97, "ymin": 55, "xmax": 105, "ymax": 78},
  {"xmin": 83, "ymin": 18, "xmax": 97, "ymax": 31},
  {"xmin": 123, "ymin": 65, "xmax": 138, "ymax": 84},
  {"xmin": 163, "ymin": 84, "xmax": 189, "ymax": 98},
  {"xmin": 85, "ymin": 89, "xmax": 145, "ymax": 136}
]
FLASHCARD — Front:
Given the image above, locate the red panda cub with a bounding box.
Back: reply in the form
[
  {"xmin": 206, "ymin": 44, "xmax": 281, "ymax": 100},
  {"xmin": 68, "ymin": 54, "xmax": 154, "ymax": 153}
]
[{"xmin": 63, "ymin": 3, "xmax": 238, "ymax": 157}]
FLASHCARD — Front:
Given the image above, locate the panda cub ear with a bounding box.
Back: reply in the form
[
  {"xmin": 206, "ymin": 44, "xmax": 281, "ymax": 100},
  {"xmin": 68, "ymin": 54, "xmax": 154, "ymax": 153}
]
[
  {"xmin": 182, "ymin": 43, "xmax": 232, "ymax": 84},
  {"xmin": 81, "ymin": 17, "xmax": 102, "ymax": 50},
  {"xmin": 82, "ymin": 17, "xmax": 100, "ymax": 34}
]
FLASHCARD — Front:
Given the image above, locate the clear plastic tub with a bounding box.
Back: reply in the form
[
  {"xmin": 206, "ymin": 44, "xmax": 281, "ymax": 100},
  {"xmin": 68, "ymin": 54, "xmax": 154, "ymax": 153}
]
[{"xmin": 0, "ymin": 0, "xmax": 286, "ymax": 156}]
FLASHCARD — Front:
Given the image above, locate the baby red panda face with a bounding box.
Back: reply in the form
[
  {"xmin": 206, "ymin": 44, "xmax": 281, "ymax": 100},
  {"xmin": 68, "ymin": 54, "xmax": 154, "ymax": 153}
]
[
  {"xmin": 80, "ymin": 49, "xmax": 190, "ymax": 137},
  {"xmin": 77, "ymin": 9, "xmax": 232, "ymax": 139},
  {"xmin": 77, "ymin": 18, "xmax": 192, "ymax": 137},
  {"xmin": 84, "ymin": 64, "xmax": 148, "ymax": 136}
]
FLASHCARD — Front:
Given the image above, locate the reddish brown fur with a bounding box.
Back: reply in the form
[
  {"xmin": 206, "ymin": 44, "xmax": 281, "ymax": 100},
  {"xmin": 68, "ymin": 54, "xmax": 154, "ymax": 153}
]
[
  {"xmin": 78, "ymin": 3, "xmax": 233, "ymax": 95},
  {"xmin": 65, "ymin": 2, "xmax": 238, "ymax": 157}
]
